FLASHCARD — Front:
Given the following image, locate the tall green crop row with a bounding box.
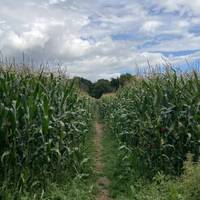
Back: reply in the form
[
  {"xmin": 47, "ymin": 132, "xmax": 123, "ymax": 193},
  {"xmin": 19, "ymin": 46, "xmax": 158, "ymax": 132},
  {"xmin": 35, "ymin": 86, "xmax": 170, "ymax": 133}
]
[
  {"xmin": 0, "ymin": 68, "xmax": 92, "ymax": 198},
  {"xmin": 100, "ymin": 72, "xmax": 200, "ymax": 179}
]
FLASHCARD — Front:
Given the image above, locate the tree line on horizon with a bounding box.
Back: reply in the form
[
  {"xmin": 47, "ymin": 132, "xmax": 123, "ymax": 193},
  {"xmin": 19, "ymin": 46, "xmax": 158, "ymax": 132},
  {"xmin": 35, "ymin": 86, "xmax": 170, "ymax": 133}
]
[{"xmin": 74, "ymin": 73, "xmax": 132, "ymax": 98}]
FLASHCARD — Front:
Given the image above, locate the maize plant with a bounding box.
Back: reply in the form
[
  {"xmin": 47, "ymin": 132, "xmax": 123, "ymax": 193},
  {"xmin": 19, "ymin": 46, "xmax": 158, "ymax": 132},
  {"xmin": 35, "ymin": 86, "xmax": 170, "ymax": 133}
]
[
  {"xmin": 100, "ymin": 71, "xmax": 200, "ymax": 178},
  {"xmin": 0, "ymin": 67, "xmax": 92, "ymax": 198}
]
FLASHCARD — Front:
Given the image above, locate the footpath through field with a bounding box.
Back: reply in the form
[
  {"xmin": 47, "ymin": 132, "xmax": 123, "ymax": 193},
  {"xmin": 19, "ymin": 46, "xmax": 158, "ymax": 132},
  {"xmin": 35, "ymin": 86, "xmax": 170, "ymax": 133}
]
[{"xmin": 93, "ymin": 118, "xmax": 112, "ymax": 200}]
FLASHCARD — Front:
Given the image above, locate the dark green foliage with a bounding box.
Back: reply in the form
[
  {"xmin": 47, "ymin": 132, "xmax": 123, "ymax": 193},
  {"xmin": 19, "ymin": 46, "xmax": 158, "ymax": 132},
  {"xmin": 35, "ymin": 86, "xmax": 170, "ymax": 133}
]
[
  {"xmin": 119, "ymin": 73, "xmax": 132, "ymax": 86},
  {"xmin": 90, "ymin": 79, "xmax": 113, "ymax": 98},
  {"xmin": 74, "ymin": 77, "xmax": 93, "ymax": 94},
  {"xmin": 110, "ymin": 78, "xmax": 120, "ymax": 90}
]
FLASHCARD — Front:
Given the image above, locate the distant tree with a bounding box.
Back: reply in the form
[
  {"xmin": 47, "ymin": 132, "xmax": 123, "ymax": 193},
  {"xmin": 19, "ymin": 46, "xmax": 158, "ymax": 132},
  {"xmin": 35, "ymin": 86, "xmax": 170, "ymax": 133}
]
[
  {"xmin": 90, "ymin": 79, "xmax": 113, "ymax": 98},
  {"xmin": 73, "ymin": 73, "xmax": 133, "ymax": 98},
  {"xmin": 74, "ymin": 77, "xmax": 93, "ymax": 93},
  {"xmin": 110, "ymin": 78, "xmax": 120, "ymax": 90},
  {"xmin": 119, "ymin": 73, "xmax": 132, "ymax": 86}
]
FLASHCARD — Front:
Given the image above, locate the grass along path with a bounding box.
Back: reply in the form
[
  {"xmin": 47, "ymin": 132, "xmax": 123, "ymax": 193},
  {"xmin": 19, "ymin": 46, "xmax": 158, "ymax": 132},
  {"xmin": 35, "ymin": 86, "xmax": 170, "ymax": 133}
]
[{"xmin": 93, "ymin": 118, "xmax": 112, "ymax": 200}]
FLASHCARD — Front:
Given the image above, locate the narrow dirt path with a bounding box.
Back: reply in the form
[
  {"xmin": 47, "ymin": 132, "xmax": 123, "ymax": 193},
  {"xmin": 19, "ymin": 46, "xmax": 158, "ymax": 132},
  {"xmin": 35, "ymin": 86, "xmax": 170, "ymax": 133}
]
[{"xmin": 93, "ymin": 120, "xmax": 112, "ymax": 200}]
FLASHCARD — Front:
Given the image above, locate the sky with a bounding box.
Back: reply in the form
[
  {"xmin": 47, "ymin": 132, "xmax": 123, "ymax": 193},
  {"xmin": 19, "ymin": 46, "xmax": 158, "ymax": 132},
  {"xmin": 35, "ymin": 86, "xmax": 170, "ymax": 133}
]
[{"xmin": 0, "ymin": 0, "xmax": 200, "ymax": 81}]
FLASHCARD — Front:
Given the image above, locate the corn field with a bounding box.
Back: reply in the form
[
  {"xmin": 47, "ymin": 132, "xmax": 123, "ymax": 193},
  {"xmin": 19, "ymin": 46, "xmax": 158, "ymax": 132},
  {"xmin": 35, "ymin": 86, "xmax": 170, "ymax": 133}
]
[
  {"xmin": 0, "ymin": 67, "xmax": 92, "ymax": 198},
  {"xmin": 100, "ymin": 71, "xmax": 200, "ymax": 178}
]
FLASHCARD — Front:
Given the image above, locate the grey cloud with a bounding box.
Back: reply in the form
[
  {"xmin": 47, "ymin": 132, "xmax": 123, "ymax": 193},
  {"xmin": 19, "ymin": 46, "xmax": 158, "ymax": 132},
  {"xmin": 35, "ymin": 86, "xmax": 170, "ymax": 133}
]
[{"xmin": 0, "ymin": 0, "xmax": 200, "ymax": 80}]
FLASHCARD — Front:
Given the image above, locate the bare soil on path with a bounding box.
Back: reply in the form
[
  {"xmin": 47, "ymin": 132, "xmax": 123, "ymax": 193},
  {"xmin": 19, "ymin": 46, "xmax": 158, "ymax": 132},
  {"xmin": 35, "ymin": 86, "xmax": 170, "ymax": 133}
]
[{"xmin": 93, "ymin": 120, "xmax": 112, "ymax": 200}]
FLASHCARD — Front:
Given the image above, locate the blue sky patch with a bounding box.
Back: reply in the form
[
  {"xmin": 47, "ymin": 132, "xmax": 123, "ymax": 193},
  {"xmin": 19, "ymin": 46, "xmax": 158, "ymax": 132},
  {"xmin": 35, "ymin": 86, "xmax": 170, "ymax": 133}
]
[
  {"xmin": 112, "ymin": 33, "xmax": 143, "ymax": 41},
  {"xmin": 158, "ymin": 50, "xmax": 200, "ymax": 57}
]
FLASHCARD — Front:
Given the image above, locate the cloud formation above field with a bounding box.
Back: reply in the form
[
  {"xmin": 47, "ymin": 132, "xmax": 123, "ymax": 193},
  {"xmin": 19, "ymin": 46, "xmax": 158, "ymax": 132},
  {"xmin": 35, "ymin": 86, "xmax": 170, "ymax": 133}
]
[{"xmin": 0, "ymin": 0, "xmax": 200, "ymax": 80}]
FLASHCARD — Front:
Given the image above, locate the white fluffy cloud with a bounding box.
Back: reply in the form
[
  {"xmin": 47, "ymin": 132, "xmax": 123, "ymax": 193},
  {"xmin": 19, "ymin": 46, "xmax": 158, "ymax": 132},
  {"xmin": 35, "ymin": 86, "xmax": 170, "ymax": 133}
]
[
  {"xmin": 0, "ymin": 0, "xmax": 200, "ymax": 80},
  {"xmin": 48, "ymin": 0, "xmax": 66, "ymax": 5},
  {"xmin": 140, "ymin": 20, "xmax": 162, "ymax": 33}
]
